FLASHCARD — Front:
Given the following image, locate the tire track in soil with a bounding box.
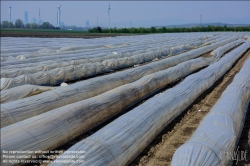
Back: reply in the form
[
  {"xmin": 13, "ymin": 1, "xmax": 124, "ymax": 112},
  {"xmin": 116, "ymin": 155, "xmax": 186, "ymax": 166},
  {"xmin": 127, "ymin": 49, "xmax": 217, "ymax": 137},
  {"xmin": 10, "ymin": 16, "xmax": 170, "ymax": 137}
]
[{"xmin": 129, "ymin": 49, "xmax": 250, "ymax": 166}]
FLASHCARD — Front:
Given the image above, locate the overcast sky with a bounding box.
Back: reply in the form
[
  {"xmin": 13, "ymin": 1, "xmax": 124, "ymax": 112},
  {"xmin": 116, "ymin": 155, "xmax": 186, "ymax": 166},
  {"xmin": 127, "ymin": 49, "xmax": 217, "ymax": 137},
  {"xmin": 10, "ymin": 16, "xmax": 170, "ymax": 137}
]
[{"xmin": 1, "ymin": 1, "xmax": 250, "ymax": 28}]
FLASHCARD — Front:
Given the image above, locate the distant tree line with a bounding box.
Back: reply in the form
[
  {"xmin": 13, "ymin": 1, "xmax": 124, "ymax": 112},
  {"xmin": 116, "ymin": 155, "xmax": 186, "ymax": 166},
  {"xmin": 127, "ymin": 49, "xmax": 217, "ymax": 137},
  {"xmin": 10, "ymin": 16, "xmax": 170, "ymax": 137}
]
[
  {"xmin": 1, "ymin": 19, "xmax": 60, "ymax": 29},
  {"xmin": 89, "ymin": 25, "xmax": 250, "ymax": 33},
  {"xmin": 2, "ymin": 20, "xmax": 249, "ymax": 33}
]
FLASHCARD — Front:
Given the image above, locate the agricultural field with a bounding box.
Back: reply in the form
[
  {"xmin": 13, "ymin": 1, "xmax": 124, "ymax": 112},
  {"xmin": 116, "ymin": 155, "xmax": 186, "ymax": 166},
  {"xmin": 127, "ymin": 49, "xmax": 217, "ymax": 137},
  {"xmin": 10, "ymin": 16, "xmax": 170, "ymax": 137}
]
[
  {"xmin": 0, "ymin": 29, "xmax": 137, "ymax": 38},
  {"xmin": 1, "ymin": 32, "xmax": 250, "ymax": 166}
]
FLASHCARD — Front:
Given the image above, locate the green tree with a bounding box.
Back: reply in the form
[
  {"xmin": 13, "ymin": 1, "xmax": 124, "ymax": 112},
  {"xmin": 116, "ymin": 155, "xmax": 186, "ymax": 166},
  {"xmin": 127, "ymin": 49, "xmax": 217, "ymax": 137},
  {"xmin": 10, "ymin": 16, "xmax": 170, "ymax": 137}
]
[
  {"xmin": 88, "ymin": 28, "xmax": 95, "ymax": 33},
  {"xmin": 97, "ymin": 26, "xmax": 102, "ymax": 33},
  {"xmin": 41, "ymin": 22, "xmax": 54, "ymax": 29},
  {"xmin": 15, "ymin": 19, "xmax": 24, "ymax": 28},
  {"xmin": 130, "ymin": 27, "xmax": 138, "ymax": 33},
  {"xmin": 223, "ymin": 24, "xmax": 227, "ymax": 31},
  {"xmin": 31, "ymin": 23, "xmax": 39, "ymax": 29},
  {"xmin": 8, "ymin": 22, "xmax": 14, "ymax": 28},
  {"xmin": 159, "ymin": 26, "xmax": 167, "ymax": 33},
  {"xmin": 1, "ymin": 21, "xmax": 9, "ymax": 28},
  {"xmin": 150, "ymin": 26, "xmax": 156, "ymax": 33},
  {"xmin": 120, "ymin": 28, "xmax": 129, "ymax": 33},
  {"xmin": 25, "ymin": 23, "xmax": 31, "ymax": 29}
]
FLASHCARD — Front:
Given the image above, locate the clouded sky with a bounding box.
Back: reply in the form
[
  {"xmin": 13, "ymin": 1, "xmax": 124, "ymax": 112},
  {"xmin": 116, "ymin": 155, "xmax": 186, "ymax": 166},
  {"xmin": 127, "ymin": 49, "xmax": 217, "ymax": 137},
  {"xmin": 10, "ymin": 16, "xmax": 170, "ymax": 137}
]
[{"xmin": 1, "ymin": 1, "xmax": 250, "ymax": 28}]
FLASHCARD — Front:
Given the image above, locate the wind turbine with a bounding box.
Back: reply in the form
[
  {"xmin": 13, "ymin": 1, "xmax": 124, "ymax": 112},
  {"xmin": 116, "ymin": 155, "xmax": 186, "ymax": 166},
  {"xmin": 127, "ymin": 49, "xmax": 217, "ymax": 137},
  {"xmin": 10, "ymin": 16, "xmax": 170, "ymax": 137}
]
[
  {"xmin": 200, "ymin": 9, "xmax": 202, "ymax": 27},
  {"xmin": 39, "ymin": 8, "xmax": 41, "ymax": 25},
  {"xmin": 108, "ymin": 3, "xmax": 111, "ymax": 29},
  {"xmin": 57, "ymin": 4, "xmax": 61, "ymax": 27},
  {"xmin": 9, "ymin": 6, "xmax": 11, "ymax": 22}
]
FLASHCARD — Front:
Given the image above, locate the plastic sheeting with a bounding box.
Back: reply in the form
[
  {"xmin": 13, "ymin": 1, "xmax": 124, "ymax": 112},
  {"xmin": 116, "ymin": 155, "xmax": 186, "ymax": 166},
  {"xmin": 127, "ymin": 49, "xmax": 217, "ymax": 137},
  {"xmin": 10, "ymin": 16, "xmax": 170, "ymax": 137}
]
[
  {"xmin": 211, "ymin": 39, "xmax": 245, "ymax": 60},
  {"xmin": 48, "ymin": 39, "xmax": 250, "ymax": 166},
  {"xmin": 0, "ymin": 57, "xmax": 212, "ymax": 164},
  {"xmin": 0, "ymin": 36, "xmax": 242, "ymax": 104},
  {"xmin": 0, "ymin": 41, "xmax": 200, "ymax": 82},
  {"xmin": 0, "ymin": 36, "xmax": 242, "ymax": 90},
  {"xmin": 171, "ymin": 57, "xmax": 250, "ymax": 166},
  {"xmin": 0, "ymin": 36, "xmax": 240, "ymax": 127},
  {"xmin": 0, "ymin": 85, "xmax": 55, "ymax": 104},
  {"xmin": 2, "ymin": 33, "xmax": 242, "ymax": 70},
  {"xmin": 0, "ymin": 39, "xmax": 204, "ymax": 78},
  {"xmin": 1, "ymin": 35, "xmax": 204, "ymax": 67},
  {"xmin": 1, "ymin": 37, "xmax": 200, "ymax": 62}
]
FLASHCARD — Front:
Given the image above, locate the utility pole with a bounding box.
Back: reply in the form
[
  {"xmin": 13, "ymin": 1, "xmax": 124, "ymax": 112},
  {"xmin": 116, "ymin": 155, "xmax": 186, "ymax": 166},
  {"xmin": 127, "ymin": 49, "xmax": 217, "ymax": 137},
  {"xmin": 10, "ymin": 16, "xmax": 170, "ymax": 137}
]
[
  {"xmin": 108, "ymin": 4, "xmax": 111, "ymax": 29},
  {"xmin": 9, "ymin": 6, "xmax": 12, "ymax": 22}
]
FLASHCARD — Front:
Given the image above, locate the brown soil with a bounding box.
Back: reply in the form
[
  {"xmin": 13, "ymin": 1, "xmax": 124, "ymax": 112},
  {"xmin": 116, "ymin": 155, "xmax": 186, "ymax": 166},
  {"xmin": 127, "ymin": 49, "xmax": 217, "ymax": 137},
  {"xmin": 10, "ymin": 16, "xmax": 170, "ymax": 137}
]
[
  {"xmin": 200, "ymin": 51, "xmax": 213, "ymax": 58},
  {"xmin": 129, "ymin": 49, "xmax": 250, "ymax": 166}
]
